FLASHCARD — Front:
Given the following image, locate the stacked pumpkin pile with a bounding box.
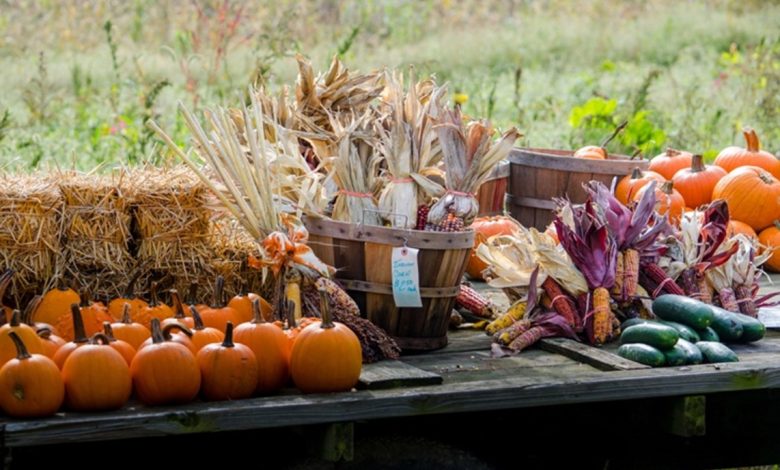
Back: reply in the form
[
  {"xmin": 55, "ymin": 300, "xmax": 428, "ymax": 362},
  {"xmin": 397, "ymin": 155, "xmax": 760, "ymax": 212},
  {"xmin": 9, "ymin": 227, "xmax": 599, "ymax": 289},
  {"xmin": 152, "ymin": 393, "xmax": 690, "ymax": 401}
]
[{"xmin": 0, "ymin": 279, "xmax": 364, "ymax": 418}]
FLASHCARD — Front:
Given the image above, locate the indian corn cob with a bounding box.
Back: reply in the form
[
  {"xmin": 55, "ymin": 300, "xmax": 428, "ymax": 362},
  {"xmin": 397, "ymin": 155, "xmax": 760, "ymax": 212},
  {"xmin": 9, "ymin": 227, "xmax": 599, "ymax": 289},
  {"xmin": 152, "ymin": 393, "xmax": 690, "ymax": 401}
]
[
  {"xmin": 494, "ymin": 318, "xmax": 532, "ymax": 345},
  {"xmin": 456, "ymin": 284, "xmax": 497, "ymax": 319},
  {"xmin": 485, "ymin": 300, "xmax": 527, "ymax": 335},
  {"xmin": 541, "ymin": 277, "xmax": 579, "ymax": 329}
]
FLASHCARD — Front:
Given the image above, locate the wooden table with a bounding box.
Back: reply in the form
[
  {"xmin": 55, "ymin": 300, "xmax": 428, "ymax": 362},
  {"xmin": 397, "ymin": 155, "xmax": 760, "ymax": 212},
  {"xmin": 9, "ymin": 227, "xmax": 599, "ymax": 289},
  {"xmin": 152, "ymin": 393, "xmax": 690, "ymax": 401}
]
[{"xmin": 3, "ymin": 281, "xmax": 780, "ymax": 468}]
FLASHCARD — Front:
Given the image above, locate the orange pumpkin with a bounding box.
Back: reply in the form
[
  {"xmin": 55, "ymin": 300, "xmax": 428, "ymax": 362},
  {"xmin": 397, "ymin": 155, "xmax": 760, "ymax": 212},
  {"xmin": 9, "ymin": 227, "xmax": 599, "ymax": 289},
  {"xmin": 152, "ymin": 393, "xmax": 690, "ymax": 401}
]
[
  {"xmin": 727, "ymin": 220, "xmax": 758, "ymax": 241},
  {"xmin": 199, "ymin": 276, "xmax": 239, "ymax": 333},
  {"xmin": 714, "ymin": 127, "xmax": 780, "ymax": 178},
  {"xmin": 107, "ymin": 275, "xmax": 148, "ymax": 321},
  {"xmin": 197, "ymin": 321, "xmax": 258, "ymax": 401},
  {"xmin": 130, "ymin": 318, "xmax": 201, "ymax": 406},
  {"xmin": 53, "ymin": 304, "xmax": 91, "ymax": 369},
  {"xmin": 672, "ymin": 154, "xmax": 727, "ymax": 209},
  {"xmin": 162, "ymin": 289, "xmax": 194, "ymax": 329},
  {"xmin": 188, "ymin": 306, "xmax": 224, "ymax": 351},
  {"xmin": 648, "ymin": 148, "xmax": 693, "ymax": 180},
  {"xmin": 102, "ymin": 322, "xmax": 136, "ymax": 366},
  {"xmin": 758, "ymin": 221, "xmax": 780, "ymax": 272},
  {"xmin": 110, "ymin": 303, "xmax": 151, "ymax": 350},
  {"xmin": 633, "ymin": 180, "xmax": 685, "ymax": 224},
  {"xmin": 615, "ymin": 168, "xmax": 665, "ymax": 204},
  {"xmin": 290, "ymin": 287, "xmax": 362, "ymax": 394},
  {"xmin": 61, "ymin": 333, "xmax": 132, "ymax": 411},
  {"xmin": 712, "ymin": 166, "xmax": 780, "ymax": 231},
  {"xmin": 36, "ymin": 326, "xmax": 65, "ymax": 359},
  {"xmin": 139, "ymin": 322, "xmax": 197, "ymax": 355},
  {"xmin": 234, "ymin": 298, "xmax": 289, "ymax": 394},
  {"xmin": 466, "ymin": 216, "xmax": 521, "ymax": 280},
  {"xmin": 55, "ymin": 290, "xmax": 112, "ymax": 341},
  {"xmin": 0, "ymin": 309, "xmax": 44, "ymax": 366},
  {"xmin": 34, "ymin": 282, "xmax": 80, "ymax": 327},
  {"xmin": 0, "ymin": 332, "xmax": 64, "ymax": 417},
  {"xmin": 135, "ymin": 282, "xmax": 174, "ymax": 329},
  {"xmin": 573, "ymin": 145, "xmax": 606, "ymax": 160},
  {"xmin": 228, "ymin": 281, "xmax": 272, "ymax": 324}
]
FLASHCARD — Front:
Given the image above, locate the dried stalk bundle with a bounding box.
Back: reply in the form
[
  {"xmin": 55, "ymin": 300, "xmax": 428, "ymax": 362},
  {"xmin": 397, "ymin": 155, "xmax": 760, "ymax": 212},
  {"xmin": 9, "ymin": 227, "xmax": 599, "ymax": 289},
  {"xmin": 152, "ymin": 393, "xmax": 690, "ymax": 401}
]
[
  {"xmin": 57, "ymin": 171, "xmax": 133, "ymax": 297},
  {"xmin": 0, "ymin": 175, "xmax": 62, "ymax": 304},
  {"xmin": 375, "ymin": 71, "xmax": 448, "ymax": 228},
  {"xmin": 427, "ymin": 107, "xmax": 520, "ymax": 226}
]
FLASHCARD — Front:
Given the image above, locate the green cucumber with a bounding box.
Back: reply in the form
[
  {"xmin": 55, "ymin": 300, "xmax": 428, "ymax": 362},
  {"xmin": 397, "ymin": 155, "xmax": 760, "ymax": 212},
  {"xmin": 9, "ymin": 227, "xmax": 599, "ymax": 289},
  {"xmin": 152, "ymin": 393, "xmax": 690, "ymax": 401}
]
[
  {"xmin": 617, "ymin": 343, "xmax": 666, "ymax": 367},
  {"xmin": 658, "ymin": 320, "xmax": 701, "ymax": 343},
  {"xmin": 620, "ymin": 323, "xmax": 680, "ymax": 350},
  {"xmin": 732, "ymin": 313, "xmax": 765, "ymax": 343},
  {"xmin": 696, "ymin": 341, "xmax": 739, "ymax": 363},
  {"xmin": 697, "ymin": 327, "xmax": 720, "ymax": 342},
  {"xmin": 709, "ymin": 306, "xmax": 744, "ymax": 343},
  {"xmin": 664, "ymin": 338, "xmax": 703, "ymax": 366},
  {"xmin": 652, "ymin": 295, "xmax": 714, "ymax": 330}
]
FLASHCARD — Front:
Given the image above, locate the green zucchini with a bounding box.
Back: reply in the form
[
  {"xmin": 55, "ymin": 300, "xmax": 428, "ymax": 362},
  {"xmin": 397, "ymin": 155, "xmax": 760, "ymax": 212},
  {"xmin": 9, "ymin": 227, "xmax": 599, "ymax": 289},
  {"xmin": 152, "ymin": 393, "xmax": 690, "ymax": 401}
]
[
  {"xmin": 617, "ymin": 343, "xmax": 666, "ymax": 367},
  {"xmin": 709, "ymin": 306, "xmax": 744, "ymax": 343},
  {"xmin": 652, "ymin": 295, "xmax": 714, "ymax": 330},
  {"xmin": 658, "ymin": 320, "xmax": 701, "ymax": 343},
  {"xmin": 664, "ymin": 338, "xmax": 703, "ymax": 366},
  {"xmin": 697, "ymin": 327, "xmax": 720, "ymax": 342},
  {"xmin": 620, "ymin": 323, "xmax": 679, "ymax": 350},
  {"xmin": 696, "ymin": 341, "xmax": 739, "ymax": 363},
  {"xmin": 732, "ymin": 313, "xmax": 766, "ymax": 343}
]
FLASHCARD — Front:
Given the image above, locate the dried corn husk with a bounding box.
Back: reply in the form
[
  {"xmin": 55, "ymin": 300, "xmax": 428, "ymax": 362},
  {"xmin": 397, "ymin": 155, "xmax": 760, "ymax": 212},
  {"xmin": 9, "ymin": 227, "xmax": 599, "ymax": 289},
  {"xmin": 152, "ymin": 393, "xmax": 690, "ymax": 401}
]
[
  {"xmin": 427, "ymin": 107, "xmax": 520, "ymax": 226},
  {"xmin": 476, "ymin": 232, "xmax": 543, "ymax": 291},
  {"xmin": 525, "ymin": 227, "xmax": 589, "ymax": 296}
]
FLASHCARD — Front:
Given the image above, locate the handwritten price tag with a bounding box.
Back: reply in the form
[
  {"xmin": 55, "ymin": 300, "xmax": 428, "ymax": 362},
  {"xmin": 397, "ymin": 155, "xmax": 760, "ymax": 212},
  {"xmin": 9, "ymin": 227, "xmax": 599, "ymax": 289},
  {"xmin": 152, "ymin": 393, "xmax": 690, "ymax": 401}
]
[{"xmin": 391, "ymin": 246, "xmax": 423, "ymax": 308}]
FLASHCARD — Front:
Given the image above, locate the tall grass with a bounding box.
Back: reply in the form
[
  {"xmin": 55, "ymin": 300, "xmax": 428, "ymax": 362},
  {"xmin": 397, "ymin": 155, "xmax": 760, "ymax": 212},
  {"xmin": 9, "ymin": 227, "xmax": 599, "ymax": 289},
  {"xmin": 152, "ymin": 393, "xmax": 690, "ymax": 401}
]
[{"xmin": 0, "ymin": 0, "xmax": 778, "ymax": 169}]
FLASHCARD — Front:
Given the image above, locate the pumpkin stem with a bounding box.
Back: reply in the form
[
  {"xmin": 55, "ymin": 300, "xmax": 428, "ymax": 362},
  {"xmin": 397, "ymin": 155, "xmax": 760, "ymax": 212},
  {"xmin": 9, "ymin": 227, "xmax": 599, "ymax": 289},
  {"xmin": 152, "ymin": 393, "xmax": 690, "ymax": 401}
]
[
  {"xmin": 151, "ymin": 318, "xmax": 165, "ymax": 344},
  {"xmin": 211, "ymin": 276, "xmax": 226, "ymax": 309},
  {"xmin": 36, "ymin": 326, "xmax": 53, "ymax": 340},
  {"xmin": 661, "ymin": 180, "xmax": 675, "ymax": 194},
  {"xmin": 189, "ymin": 306, "xmax": 205, "ymax": 330},
  {"xmin": 90, "ymin": 332, "xmax": 112, "ymax": 345},
  {"xmin": 222, "ymin": 321, "xmax": 235, "ymax": 348},
  {"xmin": 9, "ymin": 309, "xmax": 21, "ymax": 327},
  {"xmin": 8, "ymin": 331, "xmax": 31, "ymax": 360},
  {"xmin": 170, "ymin": 289, "xmax": 186, "ymax": 319},
  {"xmin": 21, "ymin": 295, "xmax": 42, "ymax": 325},
  {"xmin": 149, "ymin": 281, "xmax": 161, "ymax": 307},
  {"xmin": 317, "ymin": 287, "xmax": 335, "ymax": 329},
  {"xmin": 121, "ymin": 303, "xmax": 133, "ymax": 324},
  {"xmin": 71, "ymin": 303, "xmax": 89, "ymax": 344},
  {"xmin": 759, "ymin": 171, "xmax": 775, "ymax": 185},
  {"xmin": 239, "ymin": 279, "xmax": 248, "ymax": 297},
  {"xmin": 251, "ymin": 298, "xmax": 265, "ymax": 324},
  {"xmin": 600, "ymin": 120, "xmax": 627, "ymax": 149},
  {"xmin": 103, "ymin": 322, "xmax": 116, "ymax": 341},
  {"xmin": 187, "ymin": 281, "xmax": 199, "ymax": 306},
  {"xmin": 630, "ymin": 167, "xmax": 643, "ymax": 179},
  {"xmin": 690, "ymin": 154, "xmax": 705, "ymax": 173},
  {"xmin": 162, "ymin": 322, "xmax": 193, "ymax": 339},
  {"xmin": 774, "ymin": 220, "xmax": 780, "ymax": 231},
  {"xmin": 743, "ymin": 127, "xmax": 760, "ymax": 152},
  {"xmin": 666, "ymin": 148, "xmax": 681, "ymax": 157},
  {"xmin": 79, "ymin": 288, "xmax": 92, "ymax": 308}
]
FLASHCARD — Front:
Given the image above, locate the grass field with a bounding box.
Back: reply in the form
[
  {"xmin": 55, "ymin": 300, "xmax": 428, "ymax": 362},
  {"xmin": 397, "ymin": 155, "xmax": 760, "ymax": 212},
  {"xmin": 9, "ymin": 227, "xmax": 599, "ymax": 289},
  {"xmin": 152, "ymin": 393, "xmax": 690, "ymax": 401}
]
[{"xmin": 0, "ymin": 0, "xmax": 778, "ymax": 170}]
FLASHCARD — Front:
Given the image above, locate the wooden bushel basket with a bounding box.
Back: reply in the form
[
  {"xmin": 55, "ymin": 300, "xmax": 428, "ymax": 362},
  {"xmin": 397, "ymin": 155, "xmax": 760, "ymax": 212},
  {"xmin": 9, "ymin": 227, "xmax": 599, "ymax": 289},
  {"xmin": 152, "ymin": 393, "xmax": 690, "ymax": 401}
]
[
  {"xmin": 475, "ymin": 160, "xmax": 509, "ymax": 216},
  {"xmin": 303, "ymin": 216, "xmax": 474, "ymax": 351},
  {"xmin": 507, "ymin": 148, "xmax": 649, "ymax": 230}
]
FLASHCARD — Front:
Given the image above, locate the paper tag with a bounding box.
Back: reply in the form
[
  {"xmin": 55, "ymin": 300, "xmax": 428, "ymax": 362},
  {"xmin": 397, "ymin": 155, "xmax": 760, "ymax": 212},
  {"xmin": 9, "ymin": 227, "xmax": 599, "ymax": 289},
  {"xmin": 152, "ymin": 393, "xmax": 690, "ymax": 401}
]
[{"xmin": 391, "ymin": 246, "xmax": 423, "ymax": 308}]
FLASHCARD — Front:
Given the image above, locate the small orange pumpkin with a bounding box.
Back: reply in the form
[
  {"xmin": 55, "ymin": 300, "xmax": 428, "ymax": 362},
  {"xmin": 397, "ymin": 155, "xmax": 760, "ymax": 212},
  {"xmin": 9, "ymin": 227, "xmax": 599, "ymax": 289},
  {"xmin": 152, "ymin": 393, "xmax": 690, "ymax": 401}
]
[
  {"xmin": 758, "ymin": 221, "xmax": 780, "ymax": 272},
  {"xmin": 712, "ymin": 166, "xmax": 780, "ymax": 231},
  {"xmin": 671, "ymin": 154, "xmax": 727, "ymax": 209},
  {"xmin": 61, "ymin": 333, "xmax": 132, "ymax": 411},
  {"xmin": 228, "ymin": 280, "xmax": 272, "ymax": 324},
  {"xmin": 110, "ymin": 303, "xmax": 151, "ymax": 350},
  {"xmin": 55, "ymin": 290, "xmax": 113, "ymax": 341},
  {"xmin": 36, "ymin": 326, "xmax": 65, "ymax": 359},
  {"xmin": 102, "ymin": 322, "xmax": 136, "ymax": 366},
  {"xmin": 648, "ymin": 148, "xmax": 693, "ymax": 180},
  {"xmin": 0, "ymin": 309, "xmax": 44, "ymax": 366},
  {"xmin": 0, "ymin": 332, "xmax": 64, "ymax": 417},
  {"xmin": 34, "ymin": 280, "xmax": 80, "ymax": 327},
  {"xmin": 135, "ymin": 282, "xmax": 174, "ymax": 329},
  {"xmin": 234, "ymin": 298, "xmax": 289, "ymax": 394},
  {"xmin": 107, "ymin": 276, "xmax": 148, "ymax": 321},
  {"xmin": 130, "ymin": 318, "xmax": 201, "ymax": 406},
  {"xmin": 162, "ymin": 289, "xmax": 194, "ymax": 329},
  {"xmin": 466, "ymin": 216, "xmax": 521, "ymax": 280},
  {"xmin": 199, "ymin": 276, "xmax": 239, "ymax": 333},
  {"xmin": 615, "ymin": 167, "xmax": 665, "ymax": 204},
  {"xmin": 139, "ymin": 321, "xmax": 197, "ymax": 355},
  {"xmin": 633, "ymin": 180, "xmax": 685, "ymax": 224},
  {"xmin": 573, "ymin": 145, "xmax": 606, "ymax": 160},
  {"xmin": 188, "ymin": 306, "xmax": 224, "ymax": 351},
  {"xmin": 727, "ymin": 220, "xmax": 758, "ymax": 241},
  {"xmin": 53, "ymin": 304, "xmax": 91, "ymax": 369},
  {"xmin": 714, "ymin": 127, "xmax": 780, "ymax": 178},
  {"xmin": 290, "ymin": 287, "xmax": 362, "ymax": 394},
  {"xmin": 197, "ymin": 321, "xmax": 258, "ymax": 401}
]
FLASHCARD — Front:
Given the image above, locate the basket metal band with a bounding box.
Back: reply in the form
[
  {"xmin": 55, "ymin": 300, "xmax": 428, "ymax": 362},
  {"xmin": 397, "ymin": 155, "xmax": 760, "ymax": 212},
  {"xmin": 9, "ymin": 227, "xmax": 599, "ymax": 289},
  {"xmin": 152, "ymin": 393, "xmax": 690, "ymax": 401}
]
[{"xmin": 339, "ymin": 279, "xmax": 460, "ymax": 299}]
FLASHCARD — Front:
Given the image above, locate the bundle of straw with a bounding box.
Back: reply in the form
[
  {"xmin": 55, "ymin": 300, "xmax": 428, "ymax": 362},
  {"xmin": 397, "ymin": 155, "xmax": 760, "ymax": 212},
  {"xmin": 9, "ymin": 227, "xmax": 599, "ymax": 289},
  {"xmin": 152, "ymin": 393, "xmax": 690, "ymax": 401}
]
[
  {"xmin": 427, "ymin": 106, "xmax": 520, "ymax": 226},
  {"xmin": 0, "ymin": 175, "xmax": 62, "ymax": 304}
]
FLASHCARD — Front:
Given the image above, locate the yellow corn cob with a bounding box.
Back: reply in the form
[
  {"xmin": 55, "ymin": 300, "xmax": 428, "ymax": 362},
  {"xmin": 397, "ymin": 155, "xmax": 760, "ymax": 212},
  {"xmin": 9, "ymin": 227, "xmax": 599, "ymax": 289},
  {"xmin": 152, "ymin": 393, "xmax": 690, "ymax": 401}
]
[
  {"xmin": 612, "ymin": 251, "xmax": 624, "ymax": 298},
  {"xmin": 623, "ymin": 248, "xmax": 639, "ymax": 298},
  {"xmin": 592, "ymin": 287, "xmax": 611, "ymax": 346},
  {"xmin": 285, "ymin": 269, "xmax": 303, "ymax": 322},
  {"xmin": 495, "ymin": 318, "xmax": 532, "ymax": 345},
  {"xmin": 485, "ymin": 300, "xmax": 527, "ymax": 335}
]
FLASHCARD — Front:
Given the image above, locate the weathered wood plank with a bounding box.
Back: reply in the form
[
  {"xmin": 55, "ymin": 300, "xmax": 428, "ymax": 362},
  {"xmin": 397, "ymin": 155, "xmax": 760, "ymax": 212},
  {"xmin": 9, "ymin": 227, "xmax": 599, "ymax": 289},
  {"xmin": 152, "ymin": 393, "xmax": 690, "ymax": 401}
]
[
  {"xmin": 537, "ymin": 338, "xmax": 650, "ymax": 371},
  {"xmin": 358, "ymin": 360, "xmax": 442, "ymax": 390}
]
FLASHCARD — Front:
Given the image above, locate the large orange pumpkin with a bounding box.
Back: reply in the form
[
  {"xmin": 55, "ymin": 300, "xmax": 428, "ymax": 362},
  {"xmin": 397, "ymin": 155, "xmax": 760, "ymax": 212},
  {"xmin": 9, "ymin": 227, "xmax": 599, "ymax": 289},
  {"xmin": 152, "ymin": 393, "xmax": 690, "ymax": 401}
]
[
  {"xmin": 712, "ymin": 166, "xmax": 780, "ymax": 231},
  {"xmin": 290, "ymin": 288, "xmax": 362, "ymax": 394},
  {"xmin": 714, "ymin": 128, "xmax": 780, "ymax": 178},
  {"xmin": 130, "ymin": 318, "xmax": 201, "ymax": 406},
  {"xmin": 758, "ymin": 221, "xmax": 780, "ymax": 272},
  {"xmin": 61, "ymin": 333, "xmax": 132, "ymax": 411},
  {"xmin": 466, "ymin": 216, "xmax": 521, "ymax": 280},
  {"xmin": 648, "ymin": 148, "xmax": 693, "ymax": 180},
  {"xmin": 634, "ymin": 180, "xmax": 685, "ymax": 224},
  {"xmin": 615, "ymin": 168, "xmax": 665, "ymax": 204},
  {"xmin": 672, "ymin": 154, "xmax": 727, "ymax": 209},
  {"xmin": 234, "ymin": 298, "xmax": 289, "ymax": 394},
  {"xmin": 197, "ymin": 321, "xmax": 258, "ymax": 401},
  {"xmin": 0, "ymin": 332, "xmax": 64, "ymax": 418},
  {"xmin": 727, "ymin": 220, "xmax": 758, "ymax": 241}
]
